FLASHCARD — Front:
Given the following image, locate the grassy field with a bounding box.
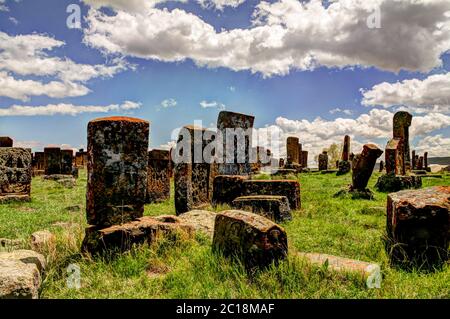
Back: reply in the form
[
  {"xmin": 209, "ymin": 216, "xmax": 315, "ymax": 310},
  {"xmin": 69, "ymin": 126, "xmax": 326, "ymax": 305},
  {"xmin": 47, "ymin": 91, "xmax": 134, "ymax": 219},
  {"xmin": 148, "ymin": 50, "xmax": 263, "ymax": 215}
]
[{"xmin": 0, "ymin": 170, "xmax": 449, "ymax": 299}]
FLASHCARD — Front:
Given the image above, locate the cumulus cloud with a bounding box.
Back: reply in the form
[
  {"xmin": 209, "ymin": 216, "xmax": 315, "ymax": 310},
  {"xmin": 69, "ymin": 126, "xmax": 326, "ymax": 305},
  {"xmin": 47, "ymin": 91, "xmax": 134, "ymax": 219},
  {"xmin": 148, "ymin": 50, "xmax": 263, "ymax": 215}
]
[
  {"xmin": 0, "ymin": 71, "xmax": 90, "ymax": 101},
  {"xmin": 0, "ymin": 0, "xmax": 8, "ymax": 11},
  {"xmin": 414, "ymin": 134, "xmax": 450, "ymax": 157},
  {"xmin": 200, "ymin": 100, "xmax": 226, "ymax": 110},
  {"xmin": 161, "ymin": 98, "xmax": 178, "ymax": 108},
  {"xmin": 0, "ymin": 32, "xmax": 129, "ymax": 101},
  {"xmin": 198, "ymin": 0, "xmax": 246, "ymax": 10},
  {"xmin": 82, "ymin": 0, "xmax": 450, "ymax": 77},
  {"xmin": 0, "ymin": 100, "xmax": 142, "ymax": 116},
  {"xmin": 362, "ymin": 72, "xmax": 450, "ymax": 114}
]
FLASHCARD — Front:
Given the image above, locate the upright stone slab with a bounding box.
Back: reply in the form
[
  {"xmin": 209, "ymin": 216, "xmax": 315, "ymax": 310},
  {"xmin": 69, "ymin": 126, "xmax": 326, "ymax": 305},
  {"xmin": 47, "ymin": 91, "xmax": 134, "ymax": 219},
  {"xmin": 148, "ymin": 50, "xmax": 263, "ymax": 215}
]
[
  {"xmin": 279, "ymin": 158, "xmax": 285, "ymax": 168},
  {"xmin": 0, "ymin": 148, "xmax": 32, "ymax": 202},
  {"xmin": 75, "ymin": 149, "xmax": 87, "ymax": 167},
  {"xmin": 386, "ymin": 186, "xmax": 450, "ymax": 269},
  {"xmin": 217, "ymin": 111, "xmax": 255, "ymax": 176},
  {"xmin": 393, "ymin": 111, "xmax": 412, "ymax": 170},
  {"xmin": 351, "ymin": 144, "xmax": 383, "ymax": 191},
  {"xmin": 385, "ymin": 138, "xmax": 405, "ymax": 175},
  {"xmin": 411, "ymin": 150, "xmax": 416, "ymax": 170},
  {"xmin": 337, "ymin": 136, "xmax": 351, "ymax": 175},
  {"xmin": 286, "ymin": 137, "xmax": 300, "ymax": 165},
  {"xmin": 147, "ymin": 149, "xmax": 170, "ymax": 203},
  {"xmin": 298, "ymin": 144, "xmax": 303, "ymax": 166},
  {"xmin": 44, "ymin": 147, "xmax": 61, "ymax": 175},
  {"xmin": 301, "ymin": 151, "xmax": 308, "ymax": 168},
  {"xmin": 417, "ymin": 156, "xmax": 424, "ymax": 170},
  {"xmin": 424, "ymin": 152, "xmax": 429, "ymax": 171},
  {"xmin": 342, "ymin": 135, "xmax": 350, "ymax": 161},
  {"xmin": 318, "ymin": 151, "xmax": 328, "ymax": 171},
  {"xmin": 174, "ymin": 125, "xmax": 216, "ymax": 215},
  {"xmin": 33, "ymin": 152, "xmax": 44, "ymax": 170},
  {"xmin": 379, "ymin": 160, "xmax": 384, "ymax": 172},
  {"xmin": 0, "ymin": 137, "xmax": 13, "ymax": 147},
  {"xmin": 86, "ymin": 117, "xmax": 149, "ymax": 227},
  {"xmin": 213, "ymin": 210, "xmax": 288, "ymax": 270},
  {"xmin": 60, "ymin": 149, "xmax": 73, "ymax": 175}
]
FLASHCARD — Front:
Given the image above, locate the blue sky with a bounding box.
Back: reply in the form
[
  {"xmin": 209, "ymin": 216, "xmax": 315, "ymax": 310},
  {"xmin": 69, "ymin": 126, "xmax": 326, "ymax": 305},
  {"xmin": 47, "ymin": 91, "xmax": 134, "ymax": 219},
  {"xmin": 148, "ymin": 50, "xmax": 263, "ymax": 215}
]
[{"xmin": 0, "ymin": 0, "xmax": 449, "ymax": 161}]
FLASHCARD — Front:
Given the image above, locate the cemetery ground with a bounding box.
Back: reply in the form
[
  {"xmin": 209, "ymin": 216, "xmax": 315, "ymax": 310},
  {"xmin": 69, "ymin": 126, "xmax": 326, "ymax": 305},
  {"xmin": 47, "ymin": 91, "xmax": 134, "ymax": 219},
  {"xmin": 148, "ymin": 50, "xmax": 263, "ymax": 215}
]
[{"xmin": 1, "ymin": 170, "xmax": 449, "ymax": 299}]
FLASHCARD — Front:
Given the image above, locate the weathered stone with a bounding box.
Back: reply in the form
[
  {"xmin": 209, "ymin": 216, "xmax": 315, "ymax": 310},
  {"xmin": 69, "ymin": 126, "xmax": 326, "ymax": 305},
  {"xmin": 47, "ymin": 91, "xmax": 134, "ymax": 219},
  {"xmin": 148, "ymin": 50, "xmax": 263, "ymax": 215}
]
[
  {"xmin": 177, "ymin": 210, "xmax": 217, "ymax": 239},
  {"xmin": 321, "ymin": 169, "xmax": 339, "ymax": 174},
  {"xmin": 296, "ymin": 252, "xmax": 381, "ymax": 288},
  {"xmin": 379, "ymin": 160, "xmax": 384, "ymax": 172},
  {"xmin": 424, "ymin": 152, "xmax": 428, "ymax": 171},
  {"xmin": 342, "ymin": 135, "xmax": 350, "ymax": 162},
  {"xmin": 33, "ymin": 152, "xmax": 45, "ymax": 171},
  {"xmin": 411, "ymin": 150, "xmax": 416, "ymax": 170},
  {"xmin": 0, "ymin": 238, "xmax": 23, "ymax": 251},
  {"xmin": 386, "ymin": 186, "xmax": 450, "ymax": 270},
  {"xmin": 279, "ymin": 158, "xmax": 285, "ymax": 168},
  {"xmin": 212, "ymin": 210, "xmax": 288, "ymax": 270},
  {"xmin": 30, "ymin": 230, "xmax": 56, "ymax": 253},
  {"xmin": 318, "ymin": 151, "xmax": 328, "ymax": 171},
  {"xmin": 286, "ymin": 137, "xmax": 300, "ymax": 165},
  {"xmin": 0, "ymin": 147, "xmax": 32, "ymax": 203},
  {"xmin": 147, "ymin": 149, "xmax": 171, "ymax": 203},
  {"xmin": 87, "ymin": 117, "xmax": 149, "ymax": 227},
  {"xmin": 44, "ymin": 147, "xmax": 61, "ymax": 175},
  {"xmin": 212, "ymin": 175, "xmax": 246, "ymax": 206},
  {"xmin": 337, "ymin": 160, "xmax": 351, "ymax": 176},
  {"xmin": 231, "ymin": 195, "xmax": 292, "ymax": 222},
  {"xmin": 351, "ymin": 144, "xmax": 383, "ymax": 191},
  {"xmin": 0, "ymin": 137, "xmax": 13, "ymax": 147},
  {"xmin": 0, "ymin": 259, "xmax": 40, "ymax": 299},
  {"xmin": 60, "ymin": 149, "xmax": 73, "ymax": 175},
  {"xmin": 174, "ymin": 125, "xmax": 216, "ymax": 215},
  {"xmin": 375, "ymin": 174, "xmax": 422, "ymax": 192},
  {"xmin": 385, "ymin": 138, "xmax": 405, "ymax": 175},
  {"xmin": 417, "ymin": 156, "xmax": 424, "ymax": 170},
  {"xmin": 217, "ymin": 111, "xmax": 255, "ymax": 176},
  {"xmin": 243, "ymin": 180, "xmax": 301, "ymax": 210},
  {"xmin": 81, "ymin": 215, "xmax": 194, "ymax": 254},
  {"xmin": 75, "ymin": 149, "xmax": 87, "ymax": 167},
  {"xmin": 301, "ymin": 151, "xmax": 308, "ymax": 168},
  {"xmin": 0, "ymin": 250, "xmax": 46, "ymax": 273},
  {"xmin": 393, "ymin": 111, "xmax": 412, "ymax": 170}
]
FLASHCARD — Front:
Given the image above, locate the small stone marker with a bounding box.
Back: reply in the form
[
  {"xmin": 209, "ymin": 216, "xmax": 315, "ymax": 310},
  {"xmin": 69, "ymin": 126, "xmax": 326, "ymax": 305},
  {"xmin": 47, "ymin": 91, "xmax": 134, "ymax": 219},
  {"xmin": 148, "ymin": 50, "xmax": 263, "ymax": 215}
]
[
  {"xmin": 286, "ymin": 137, "xmax": 300, "ymax": 165},
  {"xmin": 213, "ymin": 210, "xmax": 288, "ymax": 270},
  {"xmin": 147, "ymin": 149, "xmax": 171, "ymax": 203},
  {"xmin": 386, "ymin": 186, "xmax": 450, "ymax": 269},
  {"xmin": 61, "ymin": 149, "xmax": 74, "ymax": 175},
  {"xmin": 232, "ymin": 195, "xmax": 292, "ymax": 222},
  {"xmin": 301, "ymin": 151, "xmax": 308, "ymax": 168},
  {"xmin": 393, "ymin": 111, "xmax": 412, "ymax": 170},
  {"xmin": 0, "ymin": 147, "xmax": 32, "ymax": 203},
  {"xmin": 318, "ymin": 151, "xmax": 328, "ymax": 171}
]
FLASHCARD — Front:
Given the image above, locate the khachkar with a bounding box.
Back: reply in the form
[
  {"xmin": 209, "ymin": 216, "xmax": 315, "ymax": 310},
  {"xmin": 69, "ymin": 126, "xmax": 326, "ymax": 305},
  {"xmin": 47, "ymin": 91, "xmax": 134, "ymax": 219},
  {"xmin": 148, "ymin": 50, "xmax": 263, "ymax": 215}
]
[
  {"xmin": 335, "ymin": 144, "xmax": 383, "ymax": 199},
  {"xmin": 386, "ymin": 186, "xmax": 449, "ymax": 270},
  {"xmin": 217, "ymin": 111, "xmax": 254, "ymax": 176},
  {"xmin": 174, "ymin": 125, "xmax": 217, "ymax": 215},
  {"xmin": 0, "ymin": 137, "xmax": 13, "ymax": 147},
  {"xmin": 32, "ymin": 151, "xmax": 45, "ymax": 176},
  {"xmin": 147, "ymin": 149, "xmax": 171, "ymax": 203},
  {"xmin": 376, "ymin": 111, "xmax": 421, "ymax": 192},
  {"xmin": 61, "ymin": 149, "xmax": 74, "ymax": 175},
  {"xmin": 301, "ymin": 151, "xmax": 308, "ymax": 168},
  {"xmin": 285, "ymin": 137, "xmax": 302, "ymax": 172},
  {"xmin": 318, "ymin": 151, "xmax": 328, "ymax": 171},
  {"xmin": 82, "ymin": 117, "xmax": 193, "ymax": 254},
  {"xmin": 337, "ymin": 135, "xmax": 351, "ymax": 175},
  {"xmin": 75, "ymin": 149, "xmax": 87, "ymax": 167},
  {"xmin": 44, "ymin": 147, "xmax": 61, "ymax": 175},
  {"xmin": 0, "ymin": 147, "xmax": 32, "ymax": 203}
]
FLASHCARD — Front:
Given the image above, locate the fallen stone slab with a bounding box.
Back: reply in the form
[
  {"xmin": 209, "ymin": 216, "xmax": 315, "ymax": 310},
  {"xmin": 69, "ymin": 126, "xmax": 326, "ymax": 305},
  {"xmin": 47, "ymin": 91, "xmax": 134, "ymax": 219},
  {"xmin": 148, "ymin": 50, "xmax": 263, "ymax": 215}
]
[
  {"xmin": 177, "ymin": 210, "xmax": 217, "ymax": 239},
  {"xmin": 243, "ymin": 180, "xmax": 301, "ymax": 210},
  {"xmin": 0, "ymin": 194, "xmax": 31, "ymax": 204},
  {"xmin": 386, "ymin": 186, "xmax": 450, "ymax": 270},
  {"xmin": 213, "ymin": 210, "xmax": 288, "ymax": 270},
  {"xmin": 212, "ymin": 175, "xmax": 246, "ymax": 206},
  {"xmin": 231, "ymin": 195, "xmax": 292, "ymax": 222},
  {"xmin": 0, "ymin": 259, "xmax": 41, "ymax": 299},
  {"xmin": 295, "ymin": 252, "xmax": 381, "ymax": 289},
  {"xmin": 0, "ymin": 250, "xmax": 46, "ymax": 273},
  {"xmin": 82, "ymin": 215, "xmax": 194, "ymax": 255},
  {"xmin": 375, "ymin": 174, "xmax": 422, "ymax": 192}
]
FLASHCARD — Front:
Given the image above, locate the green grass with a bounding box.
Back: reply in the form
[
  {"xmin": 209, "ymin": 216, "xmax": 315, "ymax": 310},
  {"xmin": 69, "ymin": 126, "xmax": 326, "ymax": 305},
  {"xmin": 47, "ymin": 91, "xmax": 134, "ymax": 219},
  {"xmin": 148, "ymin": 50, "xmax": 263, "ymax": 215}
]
[{"xmin": 0, "ymin": 170, "xmax": 449, "ymax": 298}]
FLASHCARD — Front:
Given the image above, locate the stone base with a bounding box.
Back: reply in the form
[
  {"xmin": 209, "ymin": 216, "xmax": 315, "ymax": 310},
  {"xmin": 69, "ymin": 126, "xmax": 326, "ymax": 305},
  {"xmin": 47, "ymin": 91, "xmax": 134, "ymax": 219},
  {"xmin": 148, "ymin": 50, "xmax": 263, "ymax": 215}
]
[
  {"xmin": 334, "ymin": 186, "xmax": 375, "ymax": 200},
  {"xmin": 0, "ymin": 194, "xmax": 31, "ymax": 204},
  {"xmin": 336, "ymin": 160, "xmax": 351, "ymax": 176},
  {"xmin": 321, "ymin": 169, "xmax": 339, "ymax": 174},
  {"xmin": 231, "ymin": 195, "xmax": 292, "ymax": 222},
  {"xmin": 81, "ymin": 215, "xmax": 194, "ymax": 255},
  {"xmin": 375, "ymin": 174, "xmax": 422, "ymax": 192}
]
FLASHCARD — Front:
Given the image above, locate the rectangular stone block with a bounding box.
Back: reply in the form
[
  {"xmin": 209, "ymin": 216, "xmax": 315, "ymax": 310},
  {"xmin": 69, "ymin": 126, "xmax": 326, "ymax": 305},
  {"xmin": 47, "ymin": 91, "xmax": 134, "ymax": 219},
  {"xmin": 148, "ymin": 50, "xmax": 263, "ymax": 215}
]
[
  {"xmin": 385, "ymin": 138, "xmax": 405, "ymax": 175},
  {"xmin": 212, "ymin": 175, "xmax": 247, "ymax": 206},
  {"xmin": 0, "ymin": 148, "xmax": 32, "ymax": 202},
  {"xmin": 213, "ymin": 210, "xmax": 288, "ymax": 270},
  {"xmin": 147, "ymin": 149, "xmax": 171, "ymax": 203},
  {"xmin": 318, "ymin": 152, "xmax": 328, "ymax": 171},
  {"xmin": 286, "ymin": 137, "xmax": 300, "ymax": 165},
  {"xmin": 60, "ymin": 149, "xmax": 73, "ymax": 175},
  {"xmin": 243, "ymin": 180, "xmax": 301, "ymax": 209},
  {"xmin": 231, "ymin": 195, "xmax": 292, "ymax": 222},
  {"xmin": 33, "ymin": 152, "xmax": 44, "ymax": 170},
  {"xmin": 386, "ymin": 186, "xmax": 450, "ymax": 269},
  {"xmin": 82, "ymin": 215, "xmax": 194, "ymax": 254},
  {"xmin": 44, "ymin": 147, "xmax": 61, "ymax": 175}
]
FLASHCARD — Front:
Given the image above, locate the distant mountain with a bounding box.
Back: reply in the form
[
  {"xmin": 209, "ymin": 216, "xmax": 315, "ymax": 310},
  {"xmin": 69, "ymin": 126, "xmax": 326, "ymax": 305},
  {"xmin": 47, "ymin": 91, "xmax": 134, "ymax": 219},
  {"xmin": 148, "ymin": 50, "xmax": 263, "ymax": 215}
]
[{"xmin": 428, "ymin": 157, "xmax": 450, "ymax": 165}]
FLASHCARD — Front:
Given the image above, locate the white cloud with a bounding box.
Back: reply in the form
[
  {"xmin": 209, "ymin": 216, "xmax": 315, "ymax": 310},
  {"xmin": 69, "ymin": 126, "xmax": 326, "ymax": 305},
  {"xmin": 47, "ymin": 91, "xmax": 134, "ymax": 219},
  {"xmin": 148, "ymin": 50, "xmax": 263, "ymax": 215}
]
[
  {"xmin": 362, "ymin": 72, "xmax": 450, "ymax": 114},
  {"xmin": 200, "ymin": 100, "xmax": 226, "ymax": 110},
  {"xmin": 329, "ymin": 107, "xmax": 353, "ymax": 115},
  {"xmin": 198, "ymin": 0, "xmax": 246, "ymax": 10},
  {"xmin": 0, "ymin": 100, "xmax": 142, "ymax": 116},
  {"xmin": 0, "ymin": 71, "xmax": 90, "ymax": 101},
  {"xmin": 160, "ymin": 98, "xmax": 177, "ymax": 108},
  {"xmin": 0, "ymin": 32, "xmax": 129, "ymax": 101},
  {"xmin": 82, "ymin": 0, "xmax": 450, "ymax": 77},
  {"xmin": 0, "ymin": 0, "xmax": 8, "ymax": 11},
  {"xmin": 9, "ymin": 17, "xmax": 18, "ymax": 25},
  {"xmin": 414, "ymin": 134, "xmax": 450, "ymax": 157}
]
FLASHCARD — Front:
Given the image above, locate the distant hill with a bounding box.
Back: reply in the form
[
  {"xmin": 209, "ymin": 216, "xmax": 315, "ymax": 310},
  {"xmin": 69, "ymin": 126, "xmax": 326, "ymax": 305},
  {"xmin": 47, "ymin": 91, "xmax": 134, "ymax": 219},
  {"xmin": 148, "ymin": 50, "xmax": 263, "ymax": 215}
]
[{"xmin": 428, "ymin": 157, "xmax": 450, "ymax": 165}]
